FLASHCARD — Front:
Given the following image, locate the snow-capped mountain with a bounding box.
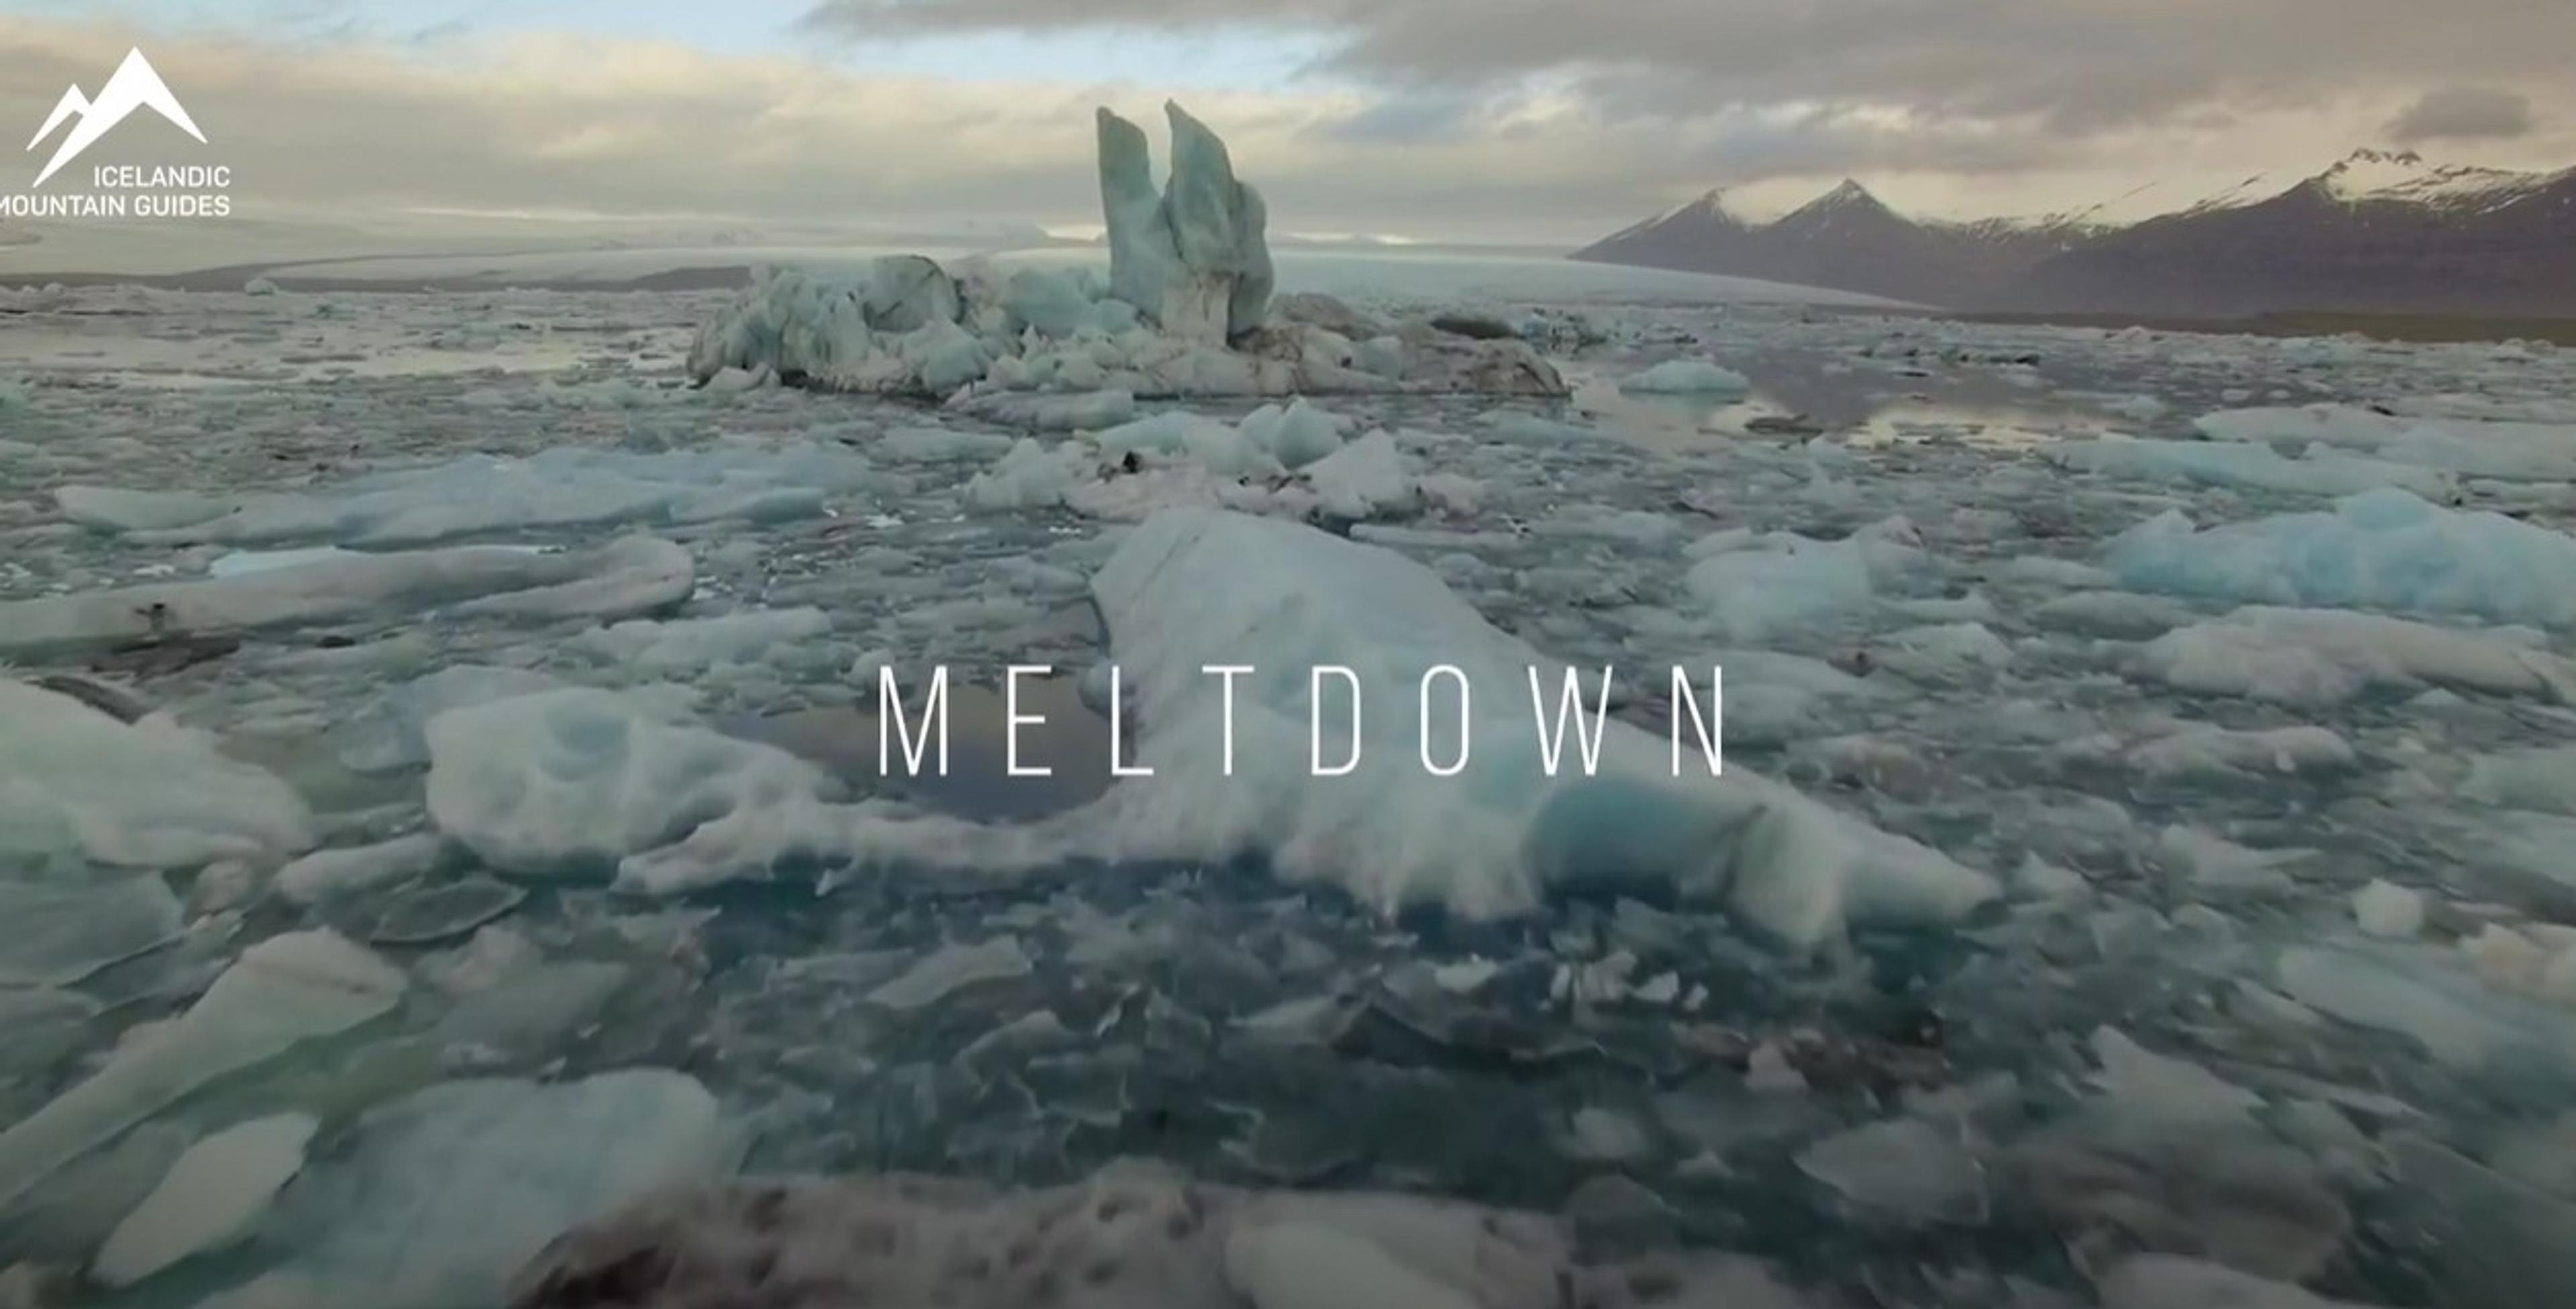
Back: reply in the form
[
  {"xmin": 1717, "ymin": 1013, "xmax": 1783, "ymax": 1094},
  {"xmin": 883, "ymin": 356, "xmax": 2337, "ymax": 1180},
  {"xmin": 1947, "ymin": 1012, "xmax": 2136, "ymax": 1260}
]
[
  {"xmin": 1576, "ymin": 177, "xmax": 2082, "ymax": 307},
  {"xmin": 1576, "ymin": 149, "xmax": 2576, "ymax": 317}
]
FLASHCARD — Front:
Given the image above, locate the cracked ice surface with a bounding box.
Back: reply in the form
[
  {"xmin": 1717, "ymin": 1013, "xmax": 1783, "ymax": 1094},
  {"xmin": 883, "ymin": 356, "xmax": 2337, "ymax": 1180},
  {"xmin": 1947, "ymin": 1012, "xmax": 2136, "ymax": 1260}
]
[{"xmin": 8, "ymin": 276, "xmax": 2576, "ymax": 1307}]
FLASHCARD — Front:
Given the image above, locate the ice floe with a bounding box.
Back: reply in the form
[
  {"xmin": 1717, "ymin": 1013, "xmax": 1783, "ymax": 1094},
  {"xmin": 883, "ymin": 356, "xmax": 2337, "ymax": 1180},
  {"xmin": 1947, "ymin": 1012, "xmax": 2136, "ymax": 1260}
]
[
  {"xmin": 0, "ymin": 931, "xmax": 402, "ymax": 1208},
  {"xmin": 2109, "ymin": 488, "xmax": 2576, "ymax": 627},
  {"xmin": 0, "ymin": 677, "xmax": 312, "ymax": 870}
]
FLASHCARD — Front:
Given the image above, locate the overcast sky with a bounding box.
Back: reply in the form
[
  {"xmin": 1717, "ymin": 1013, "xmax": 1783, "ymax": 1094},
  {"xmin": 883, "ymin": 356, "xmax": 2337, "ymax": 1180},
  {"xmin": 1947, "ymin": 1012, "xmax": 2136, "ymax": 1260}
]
[{"xmin": 5, "ymin": 0, "xmax": 2573, "ymax": 245}]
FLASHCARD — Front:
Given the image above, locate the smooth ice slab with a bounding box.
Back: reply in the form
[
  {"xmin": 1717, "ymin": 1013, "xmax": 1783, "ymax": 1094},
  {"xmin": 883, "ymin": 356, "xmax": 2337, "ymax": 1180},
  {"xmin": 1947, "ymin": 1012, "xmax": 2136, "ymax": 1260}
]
[
  {"xmin": 206, "ymin": 1070, "xmax": 736, "ymax": 1309},
  {"xmin": 2107, "ymin": 488, "xmax": 2576, "ymax": 628},
  {"xmin": 0, "ymin": 677, "xmax": 313, "ymax": 870},
  {"xmin": 0, "ymin": 535, "xmax": 693, "ymax": 659},
  {"xmin": 95, "ymin": 1113, "xmax": 319, "ymax": 1287},
  {"xmin": 0, "ymin": 930, "xmax": 402, "ymax": 1208},
  {"xmin": 2050, "ymin": 438, "xmax": 2453, "ymax": 499},
  {"xmin": 2096, "ymin": 1255, "xmax": 2376, "ymax": 1308},
  {"xmin": 90, "ymin": 444, "xmax": 876, "ymax": 549},
  {"xmin": 0, "ymin": 875, "xmax": 182, "ymax": 986}
]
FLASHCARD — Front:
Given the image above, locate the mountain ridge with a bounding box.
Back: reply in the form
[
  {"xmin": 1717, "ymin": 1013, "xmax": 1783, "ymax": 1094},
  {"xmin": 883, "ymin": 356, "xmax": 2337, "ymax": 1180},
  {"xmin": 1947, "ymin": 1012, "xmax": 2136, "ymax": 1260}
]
[{"xmin": 1574, "ymin": 149, "xmax": 2576, "ymax": 317}]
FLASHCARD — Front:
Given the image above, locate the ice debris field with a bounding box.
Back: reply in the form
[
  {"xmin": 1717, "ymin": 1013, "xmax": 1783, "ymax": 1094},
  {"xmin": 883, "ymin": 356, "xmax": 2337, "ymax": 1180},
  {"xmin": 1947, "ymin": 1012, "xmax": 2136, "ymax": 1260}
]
[{"xmin": 7, "ymin": 108, "xmax": 2576, "ymax": 1309}]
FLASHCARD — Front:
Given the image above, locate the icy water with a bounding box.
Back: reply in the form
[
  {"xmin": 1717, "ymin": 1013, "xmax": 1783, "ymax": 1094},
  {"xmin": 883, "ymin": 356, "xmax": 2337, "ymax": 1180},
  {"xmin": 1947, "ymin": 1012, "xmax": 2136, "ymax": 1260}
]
[{"xmin": 5, "ymin": 276, "xmax": 2576, "ymax": 1308}]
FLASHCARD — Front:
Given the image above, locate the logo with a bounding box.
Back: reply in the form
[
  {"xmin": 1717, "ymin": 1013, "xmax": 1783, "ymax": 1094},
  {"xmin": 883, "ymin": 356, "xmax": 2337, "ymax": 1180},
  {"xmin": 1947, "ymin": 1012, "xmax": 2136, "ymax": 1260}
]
[
  {"xmin": 5, "ymin": 48, "xmax": 230, "ymax": 221},
  {"xmin": 27, "ymin": 48, "xmax": 205, "ymax": 188}
]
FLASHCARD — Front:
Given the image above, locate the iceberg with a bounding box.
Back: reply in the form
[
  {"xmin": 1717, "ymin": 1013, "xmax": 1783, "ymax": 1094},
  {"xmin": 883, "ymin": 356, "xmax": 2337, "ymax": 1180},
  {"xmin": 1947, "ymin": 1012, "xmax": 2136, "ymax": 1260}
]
[
  {"xmin": 833, "ymin": 510, "xmax": 1994, "ymax": 949},
  {"xmin": 684, "ymin": 105, "xmax": 1561, "ymax": 401},
  {"xmin": 0, "ymin": 931, "xmax": 403, "ymax": 1208},
  {"xmin": 2108, "ymin": 488, "xmax": 2576, "ymax": 628},
  {"xmin": 1100, "ymin": 101, "xmax": 1274, "ymax": 343}
]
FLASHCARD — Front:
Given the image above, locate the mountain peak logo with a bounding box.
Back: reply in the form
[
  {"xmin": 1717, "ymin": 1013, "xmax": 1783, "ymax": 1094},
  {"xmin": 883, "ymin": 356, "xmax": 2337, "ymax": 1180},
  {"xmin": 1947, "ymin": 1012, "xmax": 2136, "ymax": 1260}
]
[{"xmin": 25, "ymin": 48, "xmax": 205, "ymax": 188}]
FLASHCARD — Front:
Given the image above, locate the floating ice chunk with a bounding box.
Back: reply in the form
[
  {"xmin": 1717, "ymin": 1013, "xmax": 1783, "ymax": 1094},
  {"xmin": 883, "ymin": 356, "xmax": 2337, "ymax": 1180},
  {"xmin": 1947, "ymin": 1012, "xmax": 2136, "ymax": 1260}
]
[
  {"xmin": 1303, "ymin": 431, "xmax": 1419, "ymax": 518},
  {"xmin": 367, "ymin": 876, "xmax": 527, "ymax": 947},
  {"xmin": 2127, "ymin": 725, "xmax": 2356, "ymax": 778},
  {"xmin": 914, "ymin": 510, "xmax": 1993, "ymax": 948},
  {"xmin": 2050, "ymin": 437, "xmax": 2453, "ymax": 499},
  {"xmin": 2382, "ymin": 423, "xmax": 2576, "ymax": 483},
  {"xmin": 1620, "ymin": 360, "xmax": 1752, "ymax": 397},
  {"xmin": 2192, "ymin": 404, "xmax": 2416, "ymax": 449},
  {"xmin": 2462, "ymin": 747, "xmax": 2576, "ymax": 815},
  {"xmin": 275, "ymin": 834, "xmax": 448, "ymax": 905},
  {"xmin": 2352, "ymin": 880, "xmax": 2426, "ymax": 940},
  {"xmin": 1686, "ymin": 520, "xmax": 1924, "ymax": 641},
  {"xmin": 0, "ymin": 536, "xmax": 692, "ymax": 659},
  {"xmin": 1226, "ymin": 1220, "xmax": 1483, "ymax": 1309},
  {"xmin": 336, "ymin": 665, "xmax": 568, "ymax": 775},
  {"xmin": 875, "ymin": 425, "xmax": 1017, "ymax": 464},
  {"xmin": 0, "ymin": 930, "xmax": 402, "ymax": 1208},
  {"xmin": 0, "ymin": 876, "xmax": 182, "ymax": 986},
  {"xmin": 54, "ymin": 485, "xmax": 229, "ymax": 533},
  {"xmin": 2089, "ymin": 1027, "xmax": 2262, "ymax": 1127},
  {"xmin": 572, "ymin": 608, "xmax": 832, "ymax": 677},
  {"xmin": 0, "ymin": 678, "xmax": 313, "ymax": 869},
  {"xmin": 866, "ymin": 936, "xmax": 1034, "ymax": 1012},
  {"xmin": 2157, "ymin": 826, "xmax": 2310, "ymax": 893},
  {"xmin": 109, "ymin": 445, "xmax": 871, "ymax": 549},
  {"xmin": 1795, "ymin": 1118, "xmax": 1986, "ymax": 1224},
  {"xmin": 1238, "ymin": 399, "xmax": 1346, "ymax": 469},
  {"xmin": 953, "ymin": 388, "xmax": 1139, "ymax": 431},
  {"xmin": 210, "ymin": 1071, "xmax": 735, "ymax": 1309},
  {"xmin": 965, "ymin": 438, "xmax": 1094, "ymax": 510},
  {"xmin": 0, "ymin": 988, "xmax": 102, "ymax": 1085},
  {"xmin": 425, "ymin": 688, "xmax": 837, "ymax": 894},
  {"xmin": 2107, "ymin": 489, "xmax": 2576, "ymax": 628},
  {"xmin": 2096, "ymin": 1255, "xmax": 2374, "ymax": 1308},
  {"xmin": 207, "ymin": 546, "xmax": 374, "ymax": 579},
  {"xmin": 2385, "ymin": 1134, "xmax": 2576, "ymax": 1309},
  {"xmin": 95, "ymin": 1113, "xmax": 319, "ymax": 1287},
  {"xmin": 2277, "ymin": 946, "xmax": 2526, "ymax": 1070},
  {"xmin": 1879, "ymin": 622, "xmax": 2013, "ymax": 676},
  {"xmin": 2133, "ymin": 607, "xmax": 2576, "ymax": 705}
]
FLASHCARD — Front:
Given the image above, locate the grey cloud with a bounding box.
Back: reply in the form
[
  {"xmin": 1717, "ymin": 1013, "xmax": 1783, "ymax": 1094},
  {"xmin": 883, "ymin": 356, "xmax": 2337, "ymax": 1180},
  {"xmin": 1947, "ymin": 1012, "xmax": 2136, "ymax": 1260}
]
[
  {"xmin": 2386, "ymin": 87, "xmax": 2536, "ymax": 144},
  {"xmin": 1310, "ymin": 91, "xmax": 1484, "ymax": 144},
  {"xmin": 804, "ymin": 0, "xmax": 2576, "ymax": 140}
]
